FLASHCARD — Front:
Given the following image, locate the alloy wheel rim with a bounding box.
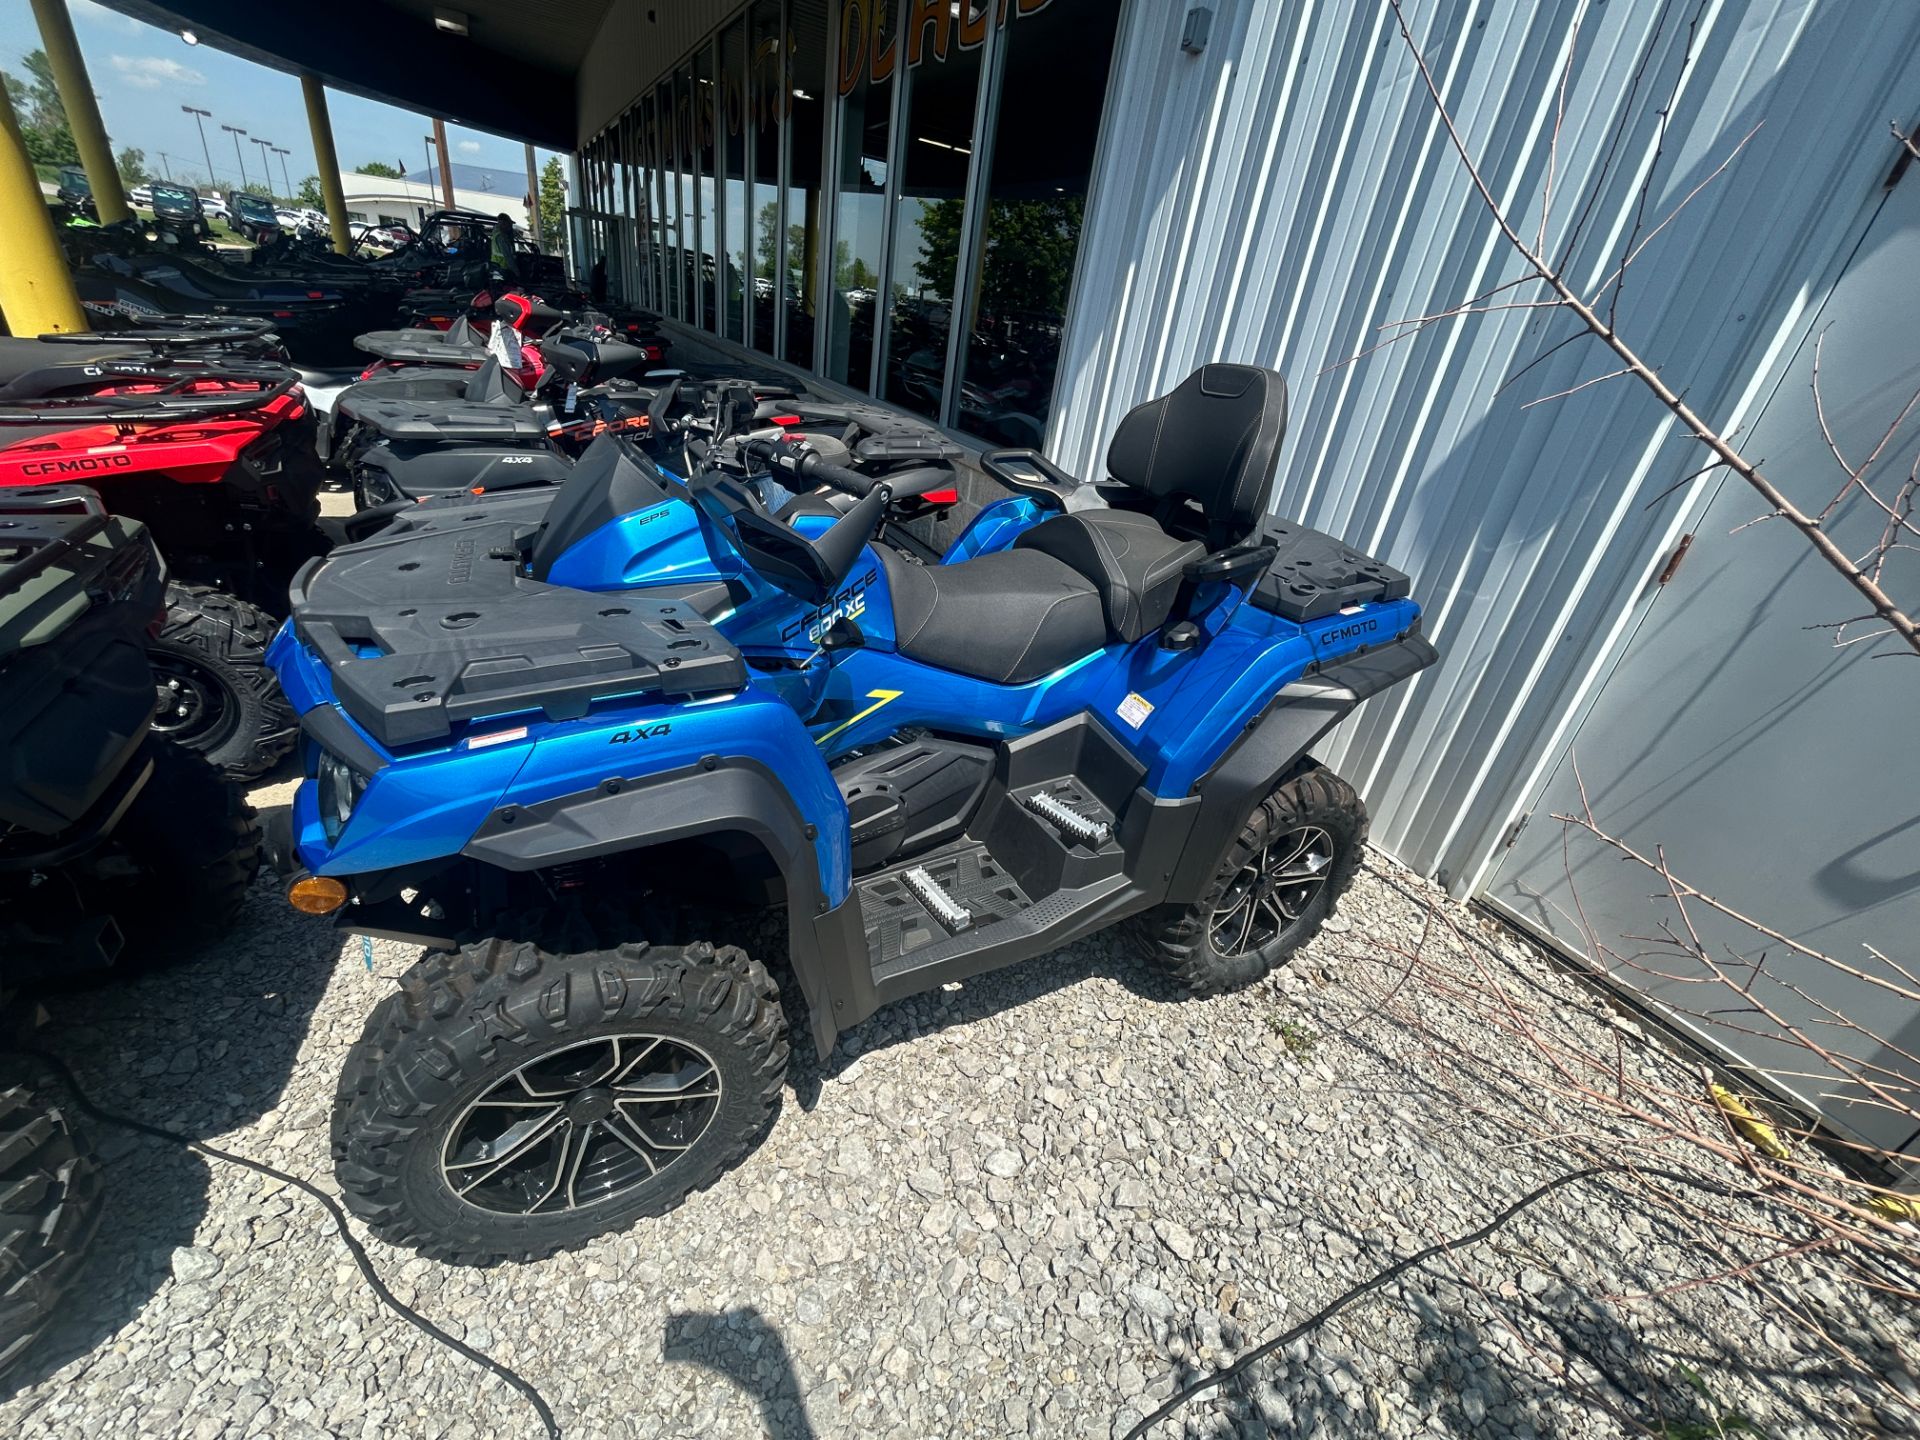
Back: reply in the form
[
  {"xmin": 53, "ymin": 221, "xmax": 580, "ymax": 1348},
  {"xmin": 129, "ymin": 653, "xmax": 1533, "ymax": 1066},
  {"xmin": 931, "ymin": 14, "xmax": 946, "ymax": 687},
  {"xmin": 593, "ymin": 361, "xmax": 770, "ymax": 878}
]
[
  {"xmin": 1207, "ymin": 824, "xmax": 1335, "ymax": 959},
  {"xmin": 441, "ymin": 1033, "xmax": 723, "ymax": 1215}
]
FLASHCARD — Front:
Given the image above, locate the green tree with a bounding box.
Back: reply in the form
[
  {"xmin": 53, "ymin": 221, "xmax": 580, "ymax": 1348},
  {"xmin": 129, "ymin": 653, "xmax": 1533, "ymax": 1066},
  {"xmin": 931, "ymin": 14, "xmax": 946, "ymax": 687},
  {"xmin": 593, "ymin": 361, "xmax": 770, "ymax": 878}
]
[
  {"xmin": 295, "ymin": 174, "xmax": 326, "ymax": 208},
  {"xmin": 3, "ymin": 51, "xmax": 78, "ymax": 167},
  {"xmin": 8, "ymin": 51, "xmax": 63, "ymax": 132},
  {"xmin": 911, "ymin": 195, "xmax": 1084, "ymax": 322},
  {"xmin": 538, "ymin": 155, "xmax": 568, "ymax": 258},
  {"xmin": 115, "ymin": 146, "xmax": 149, "ymax": 186},
  {"xmin": 354, "ymin": 160, "xmax": 404, "ymax": 178},
  {"xmin": 755, "ymin": 200, "xmax": 779, "ymax": 280}
]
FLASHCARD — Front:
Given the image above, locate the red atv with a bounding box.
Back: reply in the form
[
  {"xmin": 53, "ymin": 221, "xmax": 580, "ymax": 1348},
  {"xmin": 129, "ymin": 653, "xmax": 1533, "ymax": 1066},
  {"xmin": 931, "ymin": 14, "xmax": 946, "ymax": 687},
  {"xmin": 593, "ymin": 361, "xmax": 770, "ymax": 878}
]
[{"xmin": 0, "ymin": 321, "xmax": 327, "ymax": 778}]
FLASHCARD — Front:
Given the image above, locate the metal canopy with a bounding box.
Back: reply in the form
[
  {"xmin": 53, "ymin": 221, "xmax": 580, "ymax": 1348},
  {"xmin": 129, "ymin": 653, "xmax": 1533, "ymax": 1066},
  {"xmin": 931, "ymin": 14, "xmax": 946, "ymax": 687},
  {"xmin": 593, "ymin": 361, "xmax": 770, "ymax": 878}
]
[{"xmin": 94, "ymin": 0, "xmax": 623, "ymax": 150}]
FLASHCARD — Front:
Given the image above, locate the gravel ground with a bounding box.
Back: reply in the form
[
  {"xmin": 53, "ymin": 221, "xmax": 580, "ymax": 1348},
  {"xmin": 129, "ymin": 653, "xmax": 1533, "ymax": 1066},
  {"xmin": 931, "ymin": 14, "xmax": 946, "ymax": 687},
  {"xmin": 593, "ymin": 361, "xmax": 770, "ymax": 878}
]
[{"xmin": 2, "ymin": 827, "xmax": 1913, "ymax": 1439}]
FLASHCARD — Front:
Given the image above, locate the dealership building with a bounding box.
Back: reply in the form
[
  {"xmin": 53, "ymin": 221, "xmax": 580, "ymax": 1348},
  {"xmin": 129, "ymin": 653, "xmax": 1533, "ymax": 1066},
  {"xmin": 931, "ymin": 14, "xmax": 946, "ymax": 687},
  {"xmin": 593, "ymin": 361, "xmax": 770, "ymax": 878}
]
[{"xmin": 71, "ymin": 0, "xmax": 1920, "ymax": 1166}]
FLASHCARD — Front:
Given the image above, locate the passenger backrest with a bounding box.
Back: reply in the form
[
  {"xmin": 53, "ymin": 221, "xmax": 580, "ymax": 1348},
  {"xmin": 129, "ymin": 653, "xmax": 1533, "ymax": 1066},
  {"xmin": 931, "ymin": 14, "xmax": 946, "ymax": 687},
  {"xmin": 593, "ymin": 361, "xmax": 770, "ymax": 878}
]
[{"xmin": 1105, "ymin": 364, "xmax": 1288, "ymax": 548}]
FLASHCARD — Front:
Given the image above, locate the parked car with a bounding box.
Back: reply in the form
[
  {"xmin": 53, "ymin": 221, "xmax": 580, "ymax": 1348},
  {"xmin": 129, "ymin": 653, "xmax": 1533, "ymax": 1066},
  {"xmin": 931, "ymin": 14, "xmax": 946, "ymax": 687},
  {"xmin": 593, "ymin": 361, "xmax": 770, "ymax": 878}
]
[
  {"xmin": 54, "ymin": 165, "xmax": 94, "ymax": 219},
  {"xmin": 129, "ymin": 184, "xmax": 154, "ymax": 209},
  {"xmin": 201, "ymin": 196, "xmax": 230, "ymax": 222},
  {"xmin": 149, "ymin": 182, "xmax": 213, "ymax": 243},
  {"xmin": 229, "ymin": 192, "xmax": 282, "ymax": 245}
]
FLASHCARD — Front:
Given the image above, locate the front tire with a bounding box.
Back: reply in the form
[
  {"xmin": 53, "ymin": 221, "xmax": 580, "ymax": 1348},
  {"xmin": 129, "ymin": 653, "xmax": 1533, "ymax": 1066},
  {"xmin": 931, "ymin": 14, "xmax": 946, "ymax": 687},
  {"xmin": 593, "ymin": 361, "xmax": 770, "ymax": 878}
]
[
  {"xmin": 0, "ymin": 1074, "xmax": 104, "ymax": 1379},
  {"xmin": 148, "ymin": 584, "xmax": 297, "ymax": 782},
  {"xmin": 334, "ymin": 937, "xmax": 788, "ymax": 1264},
  {"xmin": 1144, "ymin": 764, "xmax": 1367, "ymax": 995}
]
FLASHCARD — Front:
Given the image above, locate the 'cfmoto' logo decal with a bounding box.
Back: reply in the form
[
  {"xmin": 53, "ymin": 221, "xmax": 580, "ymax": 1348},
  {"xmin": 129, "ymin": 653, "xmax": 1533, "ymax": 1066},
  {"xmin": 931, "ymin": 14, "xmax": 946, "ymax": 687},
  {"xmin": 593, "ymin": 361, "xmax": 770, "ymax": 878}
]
[
  {"xmin": 18, "ymin": 454, "xmax": 134, "ymax": 477},
  {"xmin": 1317, "ymin": 618, "xmax": 1378, "ymax": 646}
]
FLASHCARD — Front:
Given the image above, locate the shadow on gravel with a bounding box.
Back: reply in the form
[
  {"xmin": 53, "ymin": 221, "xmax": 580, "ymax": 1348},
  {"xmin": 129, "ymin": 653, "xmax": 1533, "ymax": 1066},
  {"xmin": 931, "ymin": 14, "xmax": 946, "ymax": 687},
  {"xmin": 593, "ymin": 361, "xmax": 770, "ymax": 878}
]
[
  {"xmin": 698, "ymin": 904, "xmax": 1191, "ymax": 1114},
  {"xmin": 1139, "ymin": 1281, "xmax": 1808, "ymax": 1439},
  {"xmin": 0, "ymin": 881, "xmax": 341, "ymax": 1401},
  {"xmin": 663, "ymin": 1306, "xmax": 818, "ymax": 1440}
]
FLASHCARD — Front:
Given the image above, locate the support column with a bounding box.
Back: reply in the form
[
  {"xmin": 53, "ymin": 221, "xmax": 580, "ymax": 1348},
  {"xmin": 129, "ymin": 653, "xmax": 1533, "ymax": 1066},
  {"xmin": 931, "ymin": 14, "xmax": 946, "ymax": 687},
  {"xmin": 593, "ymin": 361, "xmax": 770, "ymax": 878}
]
[
  {"xmin": 300, "ymin": 75, "xmax": 352, "ymax": 256},
  {"xmin": 431, "ymin": 119, "xmax": 454, "ymax": 209},
  {"xmin": 0, "ymin": 72, "xmax": 87, "ymax": 334},
  {"xmin": 28, "ymin": 0, "xmax": 129, "ymax": 227}
]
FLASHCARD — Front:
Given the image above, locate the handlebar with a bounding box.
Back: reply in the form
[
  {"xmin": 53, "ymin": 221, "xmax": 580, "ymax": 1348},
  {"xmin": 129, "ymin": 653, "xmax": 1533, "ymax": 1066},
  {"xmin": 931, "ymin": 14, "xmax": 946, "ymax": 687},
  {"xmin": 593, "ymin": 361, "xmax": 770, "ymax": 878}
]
[{"xmin": 743, "ymin": 436, "xmax": 881, "ymax": 499}]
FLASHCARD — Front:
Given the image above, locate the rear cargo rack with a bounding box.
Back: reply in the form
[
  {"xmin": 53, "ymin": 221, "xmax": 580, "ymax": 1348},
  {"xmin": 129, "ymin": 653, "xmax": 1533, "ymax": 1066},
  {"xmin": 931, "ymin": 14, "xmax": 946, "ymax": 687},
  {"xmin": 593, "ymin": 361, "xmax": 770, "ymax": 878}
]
[
  {"xmin": 1248, "ymin": 519, "xmax": 1411, "ymax": 623},
  {"xmin": 291, "ymin": 501, "xmax": 746, "ymax": 748}
]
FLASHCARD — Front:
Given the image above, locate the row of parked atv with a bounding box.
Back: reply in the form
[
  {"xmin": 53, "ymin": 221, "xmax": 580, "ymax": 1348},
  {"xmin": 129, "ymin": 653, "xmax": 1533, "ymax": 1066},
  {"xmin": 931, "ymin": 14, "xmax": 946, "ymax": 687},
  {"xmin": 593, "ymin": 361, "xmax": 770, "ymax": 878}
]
[{"xmin": 3, "ymin": 253, "xmax": 1437, "ymax": 1368}]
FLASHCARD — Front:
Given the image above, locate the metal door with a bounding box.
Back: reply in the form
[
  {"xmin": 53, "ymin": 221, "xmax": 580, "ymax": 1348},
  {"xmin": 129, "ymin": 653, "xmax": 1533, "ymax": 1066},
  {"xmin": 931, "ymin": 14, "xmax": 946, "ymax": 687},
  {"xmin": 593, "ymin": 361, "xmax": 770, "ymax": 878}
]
[{"xmin": 1486, "ymin": 162, "xmax": 1920, "ymax": 1160}]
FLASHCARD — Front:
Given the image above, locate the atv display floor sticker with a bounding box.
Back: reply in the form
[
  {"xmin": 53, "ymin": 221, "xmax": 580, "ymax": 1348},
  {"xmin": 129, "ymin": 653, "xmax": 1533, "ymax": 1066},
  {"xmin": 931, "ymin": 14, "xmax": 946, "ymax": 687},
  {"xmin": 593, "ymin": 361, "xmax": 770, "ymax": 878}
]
[{"xmin": 1117, "ymin": 693, "xmax": 1154, "ymax": 729}]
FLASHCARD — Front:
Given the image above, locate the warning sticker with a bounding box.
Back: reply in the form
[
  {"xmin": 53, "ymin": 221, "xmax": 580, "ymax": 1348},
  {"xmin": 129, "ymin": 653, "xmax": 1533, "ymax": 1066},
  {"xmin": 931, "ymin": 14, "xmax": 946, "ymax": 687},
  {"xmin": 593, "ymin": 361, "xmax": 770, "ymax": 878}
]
[{"xmin": 1117, "ymin": 693, "xmax": 1154, "ymax": 729}]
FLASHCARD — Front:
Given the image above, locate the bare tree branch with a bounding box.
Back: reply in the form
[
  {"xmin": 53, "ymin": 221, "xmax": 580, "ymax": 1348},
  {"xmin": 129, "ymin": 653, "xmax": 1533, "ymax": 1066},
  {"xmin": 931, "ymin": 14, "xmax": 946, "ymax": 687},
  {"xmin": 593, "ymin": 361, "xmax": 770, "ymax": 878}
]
[{"xmin": 1383, "ymin": 0, "xmax": 1920, "ymax": 655}]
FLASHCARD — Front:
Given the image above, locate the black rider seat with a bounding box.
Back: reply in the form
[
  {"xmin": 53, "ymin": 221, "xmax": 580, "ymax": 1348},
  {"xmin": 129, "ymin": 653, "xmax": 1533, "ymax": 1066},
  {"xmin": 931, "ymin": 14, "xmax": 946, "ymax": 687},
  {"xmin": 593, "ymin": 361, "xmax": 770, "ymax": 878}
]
[{"xmin": 883, "ymin": 364, "xmax": 1288, "ymax": 684}]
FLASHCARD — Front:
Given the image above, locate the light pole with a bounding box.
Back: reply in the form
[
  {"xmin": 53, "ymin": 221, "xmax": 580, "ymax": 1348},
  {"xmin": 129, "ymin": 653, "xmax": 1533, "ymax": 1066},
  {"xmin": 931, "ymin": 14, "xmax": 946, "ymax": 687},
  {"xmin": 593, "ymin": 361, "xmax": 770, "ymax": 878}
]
[
  {"xmin": 251, "ymin": 137, "xmax": 274, "ymax": 198},
  {"xmin": 271, "ymin": 146, "xmax": 292, "ymax": 201},
  {"xmin": 182, "ymin": 106, "xmax": 214, "ymax": 190},
  {"xmin": 221, "ymin": 124, "xmax": 248, "ymax": 192}
]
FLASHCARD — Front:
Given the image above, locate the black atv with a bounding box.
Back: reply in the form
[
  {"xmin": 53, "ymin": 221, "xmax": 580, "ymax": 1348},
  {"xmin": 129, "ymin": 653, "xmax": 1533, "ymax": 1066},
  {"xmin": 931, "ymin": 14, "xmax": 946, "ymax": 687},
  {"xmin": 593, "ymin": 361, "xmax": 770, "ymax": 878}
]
[
  {"xmin": 145, "ymin": 181, "xmax": 213, "ymax": 248},
  {"xmin": 0, "ymin": 485, "xmax": 259, "ymax": 1374},
  {"xmin": 0, "ymin": 324, "xmax": 330, "ymax": 777}
]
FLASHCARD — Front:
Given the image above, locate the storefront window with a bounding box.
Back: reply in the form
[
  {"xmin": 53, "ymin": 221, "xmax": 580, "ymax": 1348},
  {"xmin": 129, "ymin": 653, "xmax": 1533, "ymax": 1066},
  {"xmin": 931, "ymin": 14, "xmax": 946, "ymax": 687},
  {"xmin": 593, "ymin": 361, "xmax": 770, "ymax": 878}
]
[
  {"xmin": 785, "ymin": 0, "xmax": 830, "ymax": 368},
  {"xmin": 586, "ymin": 0, "xmax": 1115, "ymax": 428},
  {"xmin": 881, "ymin": 0, "xmax": 988, "ymax": 420},
  {"xmin": 748, "ymin": 0, "xmax": 782, "ymax": 354},
  {"xmin": 825, "ymin": 0, "xmax": 896, "ymax": 389},
  {"xmin": 956, "ymin": 0, "xmax": 1119, "ymax": 446},
  {"xmin": 720, "ymin": 21, "xmax": 750, "ymax": 341}
]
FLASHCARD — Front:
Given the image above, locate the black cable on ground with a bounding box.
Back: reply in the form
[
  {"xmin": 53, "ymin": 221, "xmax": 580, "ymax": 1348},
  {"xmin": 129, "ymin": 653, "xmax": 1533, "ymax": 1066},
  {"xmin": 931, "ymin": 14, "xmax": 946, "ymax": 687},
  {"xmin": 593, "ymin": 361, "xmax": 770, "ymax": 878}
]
[
  {"xmin": 8, "ymin": 1045, "xmax": 561, "ymax": 1440},
  {"xmin": 1121, "ymin": 1162, "xmax": 1746, "ymax": 1439}
]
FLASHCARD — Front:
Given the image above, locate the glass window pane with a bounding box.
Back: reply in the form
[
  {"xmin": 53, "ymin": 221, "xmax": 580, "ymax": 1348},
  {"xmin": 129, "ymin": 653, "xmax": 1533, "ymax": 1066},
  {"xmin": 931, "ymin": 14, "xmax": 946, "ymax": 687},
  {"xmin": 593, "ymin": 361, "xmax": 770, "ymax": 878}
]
[
  {"xmin": 720, "ymin": 21, "xmax": 750, "ymax": 341},
  {"xmin": 825, "ymin": 0, "xmax": 896, "ymax": 389},
  {"xmin": 959, "ymin": 0, "xmax": 1120, "ymax": 445},
  {"xmin": 692, "ymin": 48, "xmax": 718, "ymax": 332},
  {"xmin": 882, "ymin": 1, "xmax": 986, "ymax": 420},
  {"xmin": 636, "ymin": 94, "xmax": 657, "ymax": 310},
  {"xmin": 749, "ymin": 0, "xmax": 782, "ymax": 354},
  {"xmin": 784, "ymin": 0, "xmax": 829, "ymax": 369},
  {"xmin": 676, "ymin": 65, "xmax": 699, "ymax": 323},
  {"xmin": 664, "ymin": 79, "xmax": 687, "ymax": 320}
]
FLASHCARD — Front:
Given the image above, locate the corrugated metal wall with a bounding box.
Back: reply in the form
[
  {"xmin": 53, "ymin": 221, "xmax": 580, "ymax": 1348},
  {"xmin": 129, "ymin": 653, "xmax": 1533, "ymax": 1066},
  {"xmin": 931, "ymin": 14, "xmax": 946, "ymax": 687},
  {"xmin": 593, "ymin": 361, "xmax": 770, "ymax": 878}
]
[{"xmin": 1053, "ymin": 0, "xmax": 1920, "ymax": 892}]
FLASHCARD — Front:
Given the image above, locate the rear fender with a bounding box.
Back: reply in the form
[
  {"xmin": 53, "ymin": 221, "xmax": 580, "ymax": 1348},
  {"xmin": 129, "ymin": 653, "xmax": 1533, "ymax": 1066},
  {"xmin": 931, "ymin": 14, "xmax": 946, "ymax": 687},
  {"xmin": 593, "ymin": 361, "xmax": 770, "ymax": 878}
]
[{"xmin": 1165, "ymin": 630, "xmax": 1438, "ymax": 904}]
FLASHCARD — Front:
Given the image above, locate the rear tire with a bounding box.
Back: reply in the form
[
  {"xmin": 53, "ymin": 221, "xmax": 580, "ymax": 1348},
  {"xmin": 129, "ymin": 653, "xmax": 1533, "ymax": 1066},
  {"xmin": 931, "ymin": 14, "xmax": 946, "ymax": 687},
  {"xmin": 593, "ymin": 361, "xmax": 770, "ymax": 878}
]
[
  {"xmin": 110, "ymin": 737, "xmax": 261, "ymax": 967},
  {"xmin": 1144, "ymin": 764, "xmax": 1367, "ymax": 995},
  {"xmin": 148, "ymin": 584, "xmax": 296, "ymax": 782},
  {"xmin": 335, "ymin": 936, "xmax": 788, "ymax": 1264},
  {"xmin": 0, "ymin": 1074, "xmax": 103, "ymax": 1380}
]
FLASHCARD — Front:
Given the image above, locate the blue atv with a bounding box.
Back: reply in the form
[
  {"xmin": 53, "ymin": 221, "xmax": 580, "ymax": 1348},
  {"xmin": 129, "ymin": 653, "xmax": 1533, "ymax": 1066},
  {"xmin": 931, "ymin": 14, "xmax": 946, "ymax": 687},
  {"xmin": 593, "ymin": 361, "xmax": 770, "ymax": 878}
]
[{"xmin": 266, "ymin": 364, "xmax": 1435, "ymax": 1262}]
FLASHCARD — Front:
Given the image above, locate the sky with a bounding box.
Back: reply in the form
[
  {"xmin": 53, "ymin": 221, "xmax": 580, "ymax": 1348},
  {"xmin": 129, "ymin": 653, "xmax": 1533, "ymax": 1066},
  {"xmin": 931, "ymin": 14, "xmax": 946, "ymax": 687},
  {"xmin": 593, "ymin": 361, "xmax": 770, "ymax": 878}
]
[{"xmin": 0, "ymin": 0, "xmax": 563, "ymax": 196}]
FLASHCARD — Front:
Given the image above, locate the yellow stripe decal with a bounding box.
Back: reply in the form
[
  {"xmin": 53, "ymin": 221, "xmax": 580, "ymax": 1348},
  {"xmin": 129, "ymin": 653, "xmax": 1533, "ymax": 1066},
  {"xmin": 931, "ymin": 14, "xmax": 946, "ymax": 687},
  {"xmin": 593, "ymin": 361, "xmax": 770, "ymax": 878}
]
[{"xmin": 814, "ymin": 688, "xmax": 903, "ymax": 747}]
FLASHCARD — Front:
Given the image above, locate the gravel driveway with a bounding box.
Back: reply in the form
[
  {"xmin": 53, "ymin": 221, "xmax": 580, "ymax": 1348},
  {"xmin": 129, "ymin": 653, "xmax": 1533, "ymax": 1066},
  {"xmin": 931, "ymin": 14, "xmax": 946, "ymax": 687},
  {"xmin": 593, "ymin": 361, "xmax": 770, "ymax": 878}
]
[{"xmin": 1, "ymin": 823, "xmax": 1911, "ymax": 1439}]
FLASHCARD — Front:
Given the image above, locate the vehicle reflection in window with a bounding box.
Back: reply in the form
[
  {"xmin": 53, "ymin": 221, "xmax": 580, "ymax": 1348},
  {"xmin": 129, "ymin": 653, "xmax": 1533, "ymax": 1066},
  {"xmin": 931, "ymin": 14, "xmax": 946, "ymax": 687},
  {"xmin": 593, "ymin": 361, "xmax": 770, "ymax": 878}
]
[{"xmin": 957, "ymin": 0, "xmax": 1121, "ymax": 447}]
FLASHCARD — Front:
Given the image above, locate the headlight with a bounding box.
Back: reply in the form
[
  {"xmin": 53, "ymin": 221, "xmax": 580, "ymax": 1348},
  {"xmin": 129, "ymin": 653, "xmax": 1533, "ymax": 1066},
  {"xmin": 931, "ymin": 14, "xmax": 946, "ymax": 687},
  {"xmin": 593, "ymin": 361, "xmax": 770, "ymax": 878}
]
[{"xmin": 317, "ymin": 750, "xmax": 368, "ymax": 840}]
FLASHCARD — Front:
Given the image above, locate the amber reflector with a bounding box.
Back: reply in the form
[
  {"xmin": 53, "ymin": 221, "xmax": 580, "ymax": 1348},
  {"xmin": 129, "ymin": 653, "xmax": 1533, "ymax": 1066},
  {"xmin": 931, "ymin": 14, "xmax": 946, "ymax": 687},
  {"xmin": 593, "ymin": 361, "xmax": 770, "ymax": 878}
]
[{"xmin": 287, "ymin": 875, "xmax": 349, "ymax": 914}]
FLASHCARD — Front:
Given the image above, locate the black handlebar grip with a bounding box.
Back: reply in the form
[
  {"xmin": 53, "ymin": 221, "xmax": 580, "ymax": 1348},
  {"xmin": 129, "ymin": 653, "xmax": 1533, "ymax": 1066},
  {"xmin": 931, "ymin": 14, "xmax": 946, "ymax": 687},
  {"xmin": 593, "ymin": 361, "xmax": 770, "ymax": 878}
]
[
  {"xmin": 794, "ymin": 452, "xmax": 876, "ymax": 498},
  {"xmin": 743, "ymin": 438, "xmax": 875, "ymax": 498}
]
